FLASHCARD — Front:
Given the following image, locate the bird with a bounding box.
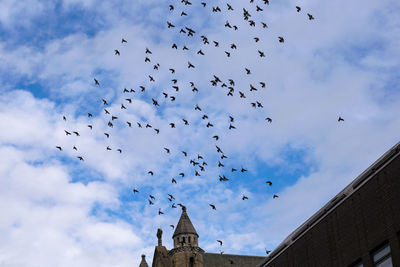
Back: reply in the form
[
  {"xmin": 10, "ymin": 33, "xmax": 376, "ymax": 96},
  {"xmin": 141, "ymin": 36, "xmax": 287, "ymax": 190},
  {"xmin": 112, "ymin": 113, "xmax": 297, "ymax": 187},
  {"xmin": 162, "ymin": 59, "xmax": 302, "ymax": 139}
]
[
  {"xmin": 209, "ymin": 204, "xmax": 216, "ymax": 210},
  {"xmin": 121, "ymin": 38, "xmax": 127, "ymax": 43},
  {"xmin": 73, "ymin": 131, "xmax": 80, "ymax": 136},
  {"xmin": 261, "ymin": 22, "xmax": 268, "ymax": 28},
  {"xmin": 182, "ymin": 119, "xmax": 189, "ymax": 125},
  {"xmin": 104, "ymin": 108, "xmax": 110, "ymax": 114},
  {"xmin": 212, "ymin": 135, "xmax": 219, "ymax": 141},
  {"xmin": 217, "ymin": 240, "xmax": 223, "ymax": 246},
  {"xmin": 241, "ymin": 167, "xmax": 247, "ymax": 172},
  {"xmin": 158, "ymin": 209, "xmax": 164, "ymax": 215},
  {"xmin": 245, "ymin": 68, "xmax": 251, "ymax": 74},
  {"xmin": 164, "ymin": 148, "xmax": 170, "ymax": 154},
  {"xmin": 229, "ymin": 124, "xmax": 236, "ymax": 129},
  {"xmin": 266, "ymin": 249, "xmax": 271, "ymax": 254},
  {"xmin": 273, "ymin": 194, "xmax": 279, "ymax": 199},
  {"xmin": 266, "ymin": 117, "xmax": 272, "ymax": 123},
  {"xmin": 170, "ymin": 225, "xmax": 174, "ymax": 229},
  {"xmin": 117, "ymin": 149, "xmax": 122, "ymax": 153},
  {"xmin": 148, "ymin": 199, "xmax": 154, "ymax": 205},
  {"xmin": 197, "ymin": 49, "xmax": 204, "ymax": 55},
  {"xmin": 296, "ymin": 6, "xmax": 301, "ymax": 12},
  {"xmin": 172, "ymin": 178, "xmax": 177, "ymax": 184},
  {"xmin": 256, "ymin": 5, "xmax": 263, "ymax": 11},
  {"xmin": 77, "ymin": 156, "xmax": 84, "ymax": 161},
  {"xmin": 338, "ymin": 116, "xmax": 344, "ymax": 122},
  {"xmin": 94, "ymin": 78, "xmax": 100, "ymax": 85},
  {"xmin": 181, "ymin": 11, "xmax": 187, "ymax": 16},
  {"xmin": 73, "ymin": 146, "xmax": 77, "ymax": 151},
  {"xmin": 169, "ymin": 4, "xmax": 174, "ymax": 10},
  {"xmin": 167, "ymin": 21, "xmax": 175, "ymax": 28},
  {"xmin": 64, "ymin": 130, "xmax": 71, "ymax": 135},
  {"xmin": 179, "ymin": 173, "xmax": 185, "ymax": 178},
  {"xmin": 145, "ymin": 48, "xmax": 152, "ymax": 54},
  {"xmin": 127, "ymin": 121, "xmax": 132, "ymax": 127},
  {"xmin": 104, "ymin": 133, "xmax": 110, "ymax": 138},
  {"xmin": 114, "ymin": 49, "xmax": 120, "ymax": 55},
  {"xmin": 307, "ymin": 13, "xmax": 315, "ymax": 20},
  {"xmin": 242, "ymin": 195, "xmax": 248, "ymax": 200},
  {"xmin": 188, "ymin": 62, "xmax": 195, "ymax": 68},
  {"xmin": 152, "ymin": 98, "xmax": 159, "ymax": 106},
  {"xmin": 258, "ymin": 50, "xmax": 265, "ymax": 57},
  {"xmin": 278, "ymin": 36, "xmax": 285, "ymax": 43},
  {"xmin": 169, "ymin": 123, "xmax": 175, "ymax": 128},
  {"xmin": 106, "ymin": 146, "xmax": 112, "ymax": 151},
  {"xmin": 148, "ymin": 171, "xmax": 154, "ymax": 176},
  {"xmin": 88, "ymin": 113, "xmax": 93, "ymax": 117},
  {"xmin": 260, "ymin": 82, "xmax": 266, "ymax": 88},
  {"xmin": 182, "ymin": 151, "xmax": 187, "ymax": 157},
  {"xmin": 195, "ymin": 104, "xmax": 201, "ymax": 111},
  {"xmin": 232, "ymin": 168, "xmax": 237, "ymax": 172},
  {"xmin": 56, "ymin": 146, "xmax": 62, "ymax": 151}
]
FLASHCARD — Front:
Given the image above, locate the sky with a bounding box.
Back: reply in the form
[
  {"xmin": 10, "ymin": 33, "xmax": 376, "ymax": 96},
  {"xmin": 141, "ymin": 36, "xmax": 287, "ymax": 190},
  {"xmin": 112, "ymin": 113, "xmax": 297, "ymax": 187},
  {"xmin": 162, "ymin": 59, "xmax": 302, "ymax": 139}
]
[{"xmin": 0, "ymin": 0, "xmax": 400, "ymax": 266}]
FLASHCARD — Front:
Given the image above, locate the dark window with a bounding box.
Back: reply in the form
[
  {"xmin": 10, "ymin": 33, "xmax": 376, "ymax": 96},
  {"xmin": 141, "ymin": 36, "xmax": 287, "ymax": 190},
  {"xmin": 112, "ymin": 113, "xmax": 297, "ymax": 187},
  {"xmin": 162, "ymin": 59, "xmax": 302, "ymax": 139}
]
[
  {"xmin": 348, "ymin": 259, "xmax": 363, "ymax": 267},
  {"xmin": 183, "ymin": 237, "xmax": 186, "ymax": 243},
  {"xmin": 372, "ymin": 242, "xmax": 392, "ymax": 267},
  {"xmin": 189, "ymin": 257, "xmax": 194, "ymax": 267},
  {"xmin": 189, "ymin": 236, "xmax": 191, "ymax": 243}
]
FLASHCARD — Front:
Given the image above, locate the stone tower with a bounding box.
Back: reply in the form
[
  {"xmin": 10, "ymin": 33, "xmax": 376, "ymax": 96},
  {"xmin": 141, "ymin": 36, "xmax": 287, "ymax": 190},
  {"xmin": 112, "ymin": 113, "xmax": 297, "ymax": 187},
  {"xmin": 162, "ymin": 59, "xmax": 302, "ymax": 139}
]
[{"xmin": 168, "ymin": 206, "xmax": 204, "ymax": 267}]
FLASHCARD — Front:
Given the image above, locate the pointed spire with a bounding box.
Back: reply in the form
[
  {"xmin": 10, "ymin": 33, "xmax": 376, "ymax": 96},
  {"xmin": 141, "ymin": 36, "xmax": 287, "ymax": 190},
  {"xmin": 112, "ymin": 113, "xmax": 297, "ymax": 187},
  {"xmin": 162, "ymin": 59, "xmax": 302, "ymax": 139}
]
[
  {"xmin": 173, "ymin": 206, "xmax": 198, "ymax": 238},
  {"xmin": 139, "ymin": 254, "xmax": 149, "ymax": 267}
]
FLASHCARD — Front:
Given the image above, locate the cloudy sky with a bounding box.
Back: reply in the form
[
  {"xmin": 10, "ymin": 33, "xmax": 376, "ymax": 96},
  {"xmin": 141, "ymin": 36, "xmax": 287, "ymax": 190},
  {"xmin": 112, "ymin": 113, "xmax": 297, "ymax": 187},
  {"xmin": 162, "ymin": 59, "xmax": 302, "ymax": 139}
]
[{"xmin": 0, "ymin": 0, "xmax": 400, "ymax": 266}]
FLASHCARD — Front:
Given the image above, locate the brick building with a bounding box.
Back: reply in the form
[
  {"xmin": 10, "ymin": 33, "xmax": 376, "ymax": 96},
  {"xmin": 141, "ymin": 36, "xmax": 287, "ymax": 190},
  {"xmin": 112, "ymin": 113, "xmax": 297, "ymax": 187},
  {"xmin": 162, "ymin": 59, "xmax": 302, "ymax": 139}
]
[{"xmin": 258, "ymin": 142, "xmax": 400, "ymax": 267}]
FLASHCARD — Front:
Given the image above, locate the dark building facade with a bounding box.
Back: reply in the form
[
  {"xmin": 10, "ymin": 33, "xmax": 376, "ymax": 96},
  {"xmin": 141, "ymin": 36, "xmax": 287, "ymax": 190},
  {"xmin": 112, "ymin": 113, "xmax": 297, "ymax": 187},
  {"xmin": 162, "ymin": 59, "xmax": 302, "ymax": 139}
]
[{"xmin": 258, "ymin": 142, "xmax": 400, "ymax": 267}]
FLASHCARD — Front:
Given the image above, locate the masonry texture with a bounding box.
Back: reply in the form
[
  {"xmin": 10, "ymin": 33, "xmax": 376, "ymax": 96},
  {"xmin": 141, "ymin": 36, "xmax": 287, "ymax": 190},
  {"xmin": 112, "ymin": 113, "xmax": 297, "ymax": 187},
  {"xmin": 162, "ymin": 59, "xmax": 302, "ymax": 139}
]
[{"xmin": 259, "ymin": 142, "xmax": 400, "ymax": 267}]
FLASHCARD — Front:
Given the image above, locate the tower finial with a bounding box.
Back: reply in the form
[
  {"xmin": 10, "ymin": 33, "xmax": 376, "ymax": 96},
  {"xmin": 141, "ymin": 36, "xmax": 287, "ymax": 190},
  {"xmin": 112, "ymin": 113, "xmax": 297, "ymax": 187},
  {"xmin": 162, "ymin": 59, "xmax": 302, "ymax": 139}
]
[
  {"xmin": 157, "ymin": 228, "xmax": 163, "ymax": 246},
  {"xmin": 182, "ymin": 205, "xmax": 186, "ymax": 212}
]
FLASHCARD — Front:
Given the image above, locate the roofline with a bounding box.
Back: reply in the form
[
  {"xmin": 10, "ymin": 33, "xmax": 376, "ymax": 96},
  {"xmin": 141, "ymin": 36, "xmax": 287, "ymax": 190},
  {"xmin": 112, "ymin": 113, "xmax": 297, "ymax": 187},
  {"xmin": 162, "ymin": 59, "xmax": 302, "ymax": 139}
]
[
  {"xmin": 204, "ymin": 252, "xmax": 265, "ymax": 258},
  {"xmin": 258, "ymin": 140, "xmax": 400, "ymax": 267}
]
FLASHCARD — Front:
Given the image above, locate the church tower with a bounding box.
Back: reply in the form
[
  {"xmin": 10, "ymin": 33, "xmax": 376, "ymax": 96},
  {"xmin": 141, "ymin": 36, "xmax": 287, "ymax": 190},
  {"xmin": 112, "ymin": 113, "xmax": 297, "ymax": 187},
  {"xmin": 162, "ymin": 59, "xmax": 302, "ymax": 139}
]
[{"xmin": 167, "ymin": 206, "xmax": 204, "ymax": 267}]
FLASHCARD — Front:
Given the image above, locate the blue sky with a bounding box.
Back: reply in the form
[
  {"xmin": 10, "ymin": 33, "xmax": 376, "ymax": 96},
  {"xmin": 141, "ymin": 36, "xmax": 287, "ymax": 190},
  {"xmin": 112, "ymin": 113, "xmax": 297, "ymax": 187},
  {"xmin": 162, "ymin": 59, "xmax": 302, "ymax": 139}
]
[{"xmin": 1, "ymin": 0, "xmax": 400, "ymax": 266}]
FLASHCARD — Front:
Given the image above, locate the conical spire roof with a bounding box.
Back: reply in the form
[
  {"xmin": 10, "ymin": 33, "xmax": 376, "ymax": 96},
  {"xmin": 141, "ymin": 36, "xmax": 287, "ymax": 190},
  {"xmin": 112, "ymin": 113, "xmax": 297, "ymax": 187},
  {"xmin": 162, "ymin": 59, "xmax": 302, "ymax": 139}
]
[
  {"xmin": 139, "ymin": 254, "xmax": 149, "ymax": 267},
  {"xmin": 173, "ymin": 206, "xmax": 198, "ymax": 238}
]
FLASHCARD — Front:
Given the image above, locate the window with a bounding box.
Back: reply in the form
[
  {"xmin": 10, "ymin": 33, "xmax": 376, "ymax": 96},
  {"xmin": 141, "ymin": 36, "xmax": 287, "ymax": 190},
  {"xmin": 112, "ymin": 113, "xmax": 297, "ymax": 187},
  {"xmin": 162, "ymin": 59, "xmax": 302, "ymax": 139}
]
[
  {"xmin": 189, "ymin": 236, "xmax": 191, "ymax": 243},
  {"xmin": 189, "ymin": 257, "xmax": 194, "ymax": 267},
  {"xmin": 348, "ymin": 259, "xmax": 363, "ymax": 267},
  {"xmin": 372, "ymin": 243, "xmax": 392, "ymax": 267}
]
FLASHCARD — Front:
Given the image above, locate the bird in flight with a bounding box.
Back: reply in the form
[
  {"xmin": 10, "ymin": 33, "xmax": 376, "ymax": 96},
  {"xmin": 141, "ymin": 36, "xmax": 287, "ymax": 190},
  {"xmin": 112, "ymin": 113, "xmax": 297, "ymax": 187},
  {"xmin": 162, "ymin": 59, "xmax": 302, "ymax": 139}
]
[
  {"xmin": 217, "ymin": 240, "xmax": 223, "ymax": 246},
  {"xmin": 121, "ymin": 38, "xmax": 127, "ymax": 43},
  {"xmin": 209, "ymin": 204, "xmax": 216, "ymax": 210},
  {"xmin": 338, "ymin": 116, "xmax": 344, "ymax": 122},
  {"xmin": 266, "ymin": 181, "xmax": 273, "ymax": 186},
  {"xmin": 114, "ymin": 49, "xmax": 120, "ymax": 56}
]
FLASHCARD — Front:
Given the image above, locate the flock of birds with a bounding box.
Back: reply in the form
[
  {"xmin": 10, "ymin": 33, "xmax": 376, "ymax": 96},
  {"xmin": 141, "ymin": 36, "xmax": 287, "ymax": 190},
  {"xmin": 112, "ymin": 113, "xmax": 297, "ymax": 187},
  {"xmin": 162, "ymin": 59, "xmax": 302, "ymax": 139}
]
[{"xmin": 56, "ymin": 0, "xmax": 344, "ymax": 255}]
